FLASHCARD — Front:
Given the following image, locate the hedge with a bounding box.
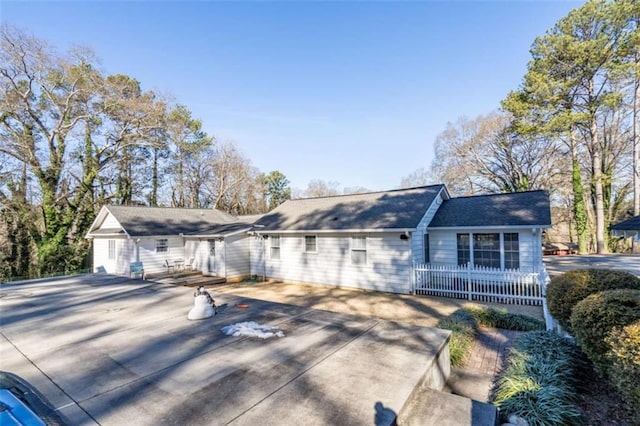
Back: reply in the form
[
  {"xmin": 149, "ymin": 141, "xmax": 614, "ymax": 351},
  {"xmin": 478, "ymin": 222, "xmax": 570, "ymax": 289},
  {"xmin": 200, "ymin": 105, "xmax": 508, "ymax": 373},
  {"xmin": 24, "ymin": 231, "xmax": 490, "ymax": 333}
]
[{"xmin": 546, "ymin": 269, "xmax": 640, "ymax": 331}]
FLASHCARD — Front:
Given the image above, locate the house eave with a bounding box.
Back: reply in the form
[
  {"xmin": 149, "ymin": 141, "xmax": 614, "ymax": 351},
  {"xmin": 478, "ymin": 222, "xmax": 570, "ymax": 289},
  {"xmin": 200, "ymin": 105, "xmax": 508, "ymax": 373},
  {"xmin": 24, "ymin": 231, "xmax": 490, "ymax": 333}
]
[
  {"xmin": 256, "ymin": 228, "xmax": 417, "ymax": 234},
  {"xmin": 427, "ymin": 224, "xmax": 552, "ymax": 231}
]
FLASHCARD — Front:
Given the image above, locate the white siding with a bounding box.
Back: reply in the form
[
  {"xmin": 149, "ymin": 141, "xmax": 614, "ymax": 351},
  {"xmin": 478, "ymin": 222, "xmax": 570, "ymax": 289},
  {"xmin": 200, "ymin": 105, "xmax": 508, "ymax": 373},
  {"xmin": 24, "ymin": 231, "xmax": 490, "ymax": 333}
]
[
  {"xmin": 224, "ymin": 234, "xmax": 251, "ymax": 280},
  {"xmin": 92, "ymin": 237, "xmax": 133, "ymax": 275},
  {"xmin": 263, "ymin": 233, "xmax": 412, "ymax": 293},
  {"xmin": 136, "ymin": 237, "xmax": 185, "ymax": 274},
  {"xmin": 428, "ymin": 229, "xmax": 542, "ymax": 272},
  {"xmin": 100, "ymin": 212, "xmax": 121, "ymax": 229},
  {"xmin": 411, "ymin": 191, "xmax": 446, "ymax": 264}
]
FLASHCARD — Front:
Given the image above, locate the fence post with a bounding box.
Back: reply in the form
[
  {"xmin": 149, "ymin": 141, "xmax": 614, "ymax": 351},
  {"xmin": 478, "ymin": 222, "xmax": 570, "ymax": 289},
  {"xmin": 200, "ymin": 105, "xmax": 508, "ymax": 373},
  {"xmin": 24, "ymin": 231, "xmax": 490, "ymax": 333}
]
[
  {"xmin": 467, "ymin": 262, "xmax": 472, "ymax": 300},
  {"xmin": 411, "ymin": 263, "xmax": 416, "ymax": 294}
]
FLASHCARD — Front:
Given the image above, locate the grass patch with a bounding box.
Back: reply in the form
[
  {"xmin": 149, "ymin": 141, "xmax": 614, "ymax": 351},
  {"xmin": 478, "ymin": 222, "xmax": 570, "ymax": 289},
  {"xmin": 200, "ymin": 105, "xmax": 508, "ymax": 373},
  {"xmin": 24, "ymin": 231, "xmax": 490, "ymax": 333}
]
[
  {"xmin": 491, "ymin": 331, "xmax": 586, "ymax": 426},
  {"xmin": 436, "ymin": 307, "xmax": 544, "ymax": 367}
]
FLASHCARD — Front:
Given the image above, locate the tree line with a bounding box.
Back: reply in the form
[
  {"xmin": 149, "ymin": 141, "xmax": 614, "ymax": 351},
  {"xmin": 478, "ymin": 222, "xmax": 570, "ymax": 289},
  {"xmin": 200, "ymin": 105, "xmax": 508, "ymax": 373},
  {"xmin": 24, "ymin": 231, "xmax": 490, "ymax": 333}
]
[
  {"xmin": 403, "ymin": 0, "xmax": 639, "ymax": 254},
  {"xmin": 0, "ymin": 25, "xmax": 292, "ymax": 280}
]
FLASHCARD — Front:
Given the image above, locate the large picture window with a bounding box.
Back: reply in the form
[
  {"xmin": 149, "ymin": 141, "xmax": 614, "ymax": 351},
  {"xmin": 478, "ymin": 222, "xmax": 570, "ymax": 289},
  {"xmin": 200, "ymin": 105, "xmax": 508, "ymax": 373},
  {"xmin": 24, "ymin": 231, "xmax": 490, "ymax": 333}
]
[
  {"xmin": 473, "ymin": 233, "xmax": 501, "ymax": 268},
  {"xmin": 351, "ymin": 236, "xmax": 367, "ymax": 265},
  {"xmin": 456, "ymin": 232, "xmax": 520, "ymax": 270},
  {"xmin": 304, "ymin": 235, "xmax": 317, "ymax": 253},
  {"xmin": 270, "ymin": 236, "xmax": 280, "ymax": 260}
]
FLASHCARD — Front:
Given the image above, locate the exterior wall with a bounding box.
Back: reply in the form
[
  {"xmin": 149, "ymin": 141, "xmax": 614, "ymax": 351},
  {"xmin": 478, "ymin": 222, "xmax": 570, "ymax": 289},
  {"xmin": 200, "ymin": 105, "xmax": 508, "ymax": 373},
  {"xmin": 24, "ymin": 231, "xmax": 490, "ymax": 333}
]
[
  {"xmin": 136, "ymin": 237, "xmax": 185, "ymax": 274},
  {"xmin": 224, "ymin": 234, "xmax": 251, "ymax": 280},
  {"xmin": 427, "ymin": 228, "xmax": 542, "ymax": 272},
  {"xmin": 411, "ymin": 190, "xmax": 446, "ymax": 264},
  {"xmin": 250, "ymin": 235, "xmax": 266, "ymax": 278},
  {"xmin": 101, "ymin": 212, "xmax": 121, "ymax": 228},
  {"xmin": 92, "ymin": 237, "xmax": 133, "ymax": 275},
  {"xmin": 263, "ymin": 232, "xmax": 413, "ymax": 293}
]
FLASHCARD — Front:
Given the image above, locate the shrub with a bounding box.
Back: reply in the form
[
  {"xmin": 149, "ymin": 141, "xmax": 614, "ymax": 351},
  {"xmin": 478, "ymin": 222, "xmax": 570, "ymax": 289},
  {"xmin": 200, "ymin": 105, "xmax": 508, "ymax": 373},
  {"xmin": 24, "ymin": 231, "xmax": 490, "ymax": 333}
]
[
  {"xmin": 570, "ymin": 289, "xmax": 640, "ymax": 377},
  {"xmin": 546, "ymin": 269, "xmax": 640, "ymax": 331},
  {"xmin": 463, "ymin": 306, "xmax": 545, "ymax": 331},
  {"xmin": 605, "ymin": 321, "xmax": 640, "ymax": 422},
  {"xmin": 491, "ymin": 331, "xmax": 584, "ymax": 425}
]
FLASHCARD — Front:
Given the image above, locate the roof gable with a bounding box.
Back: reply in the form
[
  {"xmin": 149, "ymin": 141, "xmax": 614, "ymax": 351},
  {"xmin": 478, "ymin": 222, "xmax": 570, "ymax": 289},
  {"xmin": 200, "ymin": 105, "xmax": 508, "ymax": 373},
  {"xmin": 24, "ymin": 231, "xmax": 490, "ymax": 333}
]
[
  {"xmin": 255, "ymin": 185, "xmax": 446, "ymax": 231},
  {"xmin": 428, "ymin": 190, "xmax": 551, "ymax": 228}
]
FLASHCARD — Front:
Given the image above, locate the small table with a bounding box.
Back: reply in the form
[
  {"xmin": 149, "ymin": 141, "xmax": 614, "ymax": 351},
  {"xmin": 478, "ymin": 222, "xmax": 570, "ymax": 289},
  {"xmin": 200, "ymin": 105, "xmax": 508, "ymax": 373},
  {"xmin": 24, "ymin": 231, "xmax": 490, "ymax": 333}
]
[{"xmin": 174, "ymin": 259, "xmax": 185, "ymax": 270}]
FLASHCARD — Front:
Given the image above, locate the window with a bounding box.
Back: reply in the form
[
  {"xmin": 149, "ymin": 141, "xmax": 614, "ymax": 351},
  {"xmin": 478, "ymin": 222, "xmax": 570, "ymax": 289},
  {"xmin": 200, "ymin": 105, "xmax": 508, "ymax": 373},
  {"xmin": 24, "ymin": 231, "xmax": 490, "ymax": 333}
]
[
  {"xmin": 424, "ymin": 234, "xmax": 430, "ymax": 263},
  {"xmin": 504, "ymin": 233, "xmax": 520, "ymax": 269},
  {"xmin": 473, "ymin": 233, "xmax": 501, "ymax": 268},
  {"xmin": 156, "ymin": 239, "xmax": 168, "ymax": 253},
  {"xmin": 270, "ymin": 236, "xmax": 280, "ymax": 260},
  {"xmin": 304, "ymin": 235, "xmax": 317, "ymax": 253},
  {"xmin": 108, "ymin": 240, "xmax": 116, "ymax": 260},
  {"xmin": 457, "ymin": 232, "xmax": 521, "ymax": 270},
  {"xmin": 456, "ymin": 234, "xmax": 470, "ymax": 266},
  {"xmin": 351, "ymin": 236, "xmax": 367, "ymax": 265}
]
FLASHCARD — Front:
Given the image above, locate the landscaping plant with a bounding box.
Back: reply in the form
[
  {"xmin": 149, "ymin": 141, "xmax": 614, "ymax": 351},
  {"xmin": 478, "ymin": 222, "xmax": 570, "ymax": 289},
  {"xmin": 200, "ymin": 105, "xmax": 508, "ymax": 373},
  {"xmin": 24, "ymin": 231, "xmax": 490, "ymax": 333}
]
[
  {"xmin": 491, "ymin": 331, "xmax": 585, "ymax": 426},
  {"xmin": 604, "ymin": 321, "xmax": 640, "ymax": 423},
  {"xmin": 545, "ymin": 269, "xmax": 640, "ymax": 331}
]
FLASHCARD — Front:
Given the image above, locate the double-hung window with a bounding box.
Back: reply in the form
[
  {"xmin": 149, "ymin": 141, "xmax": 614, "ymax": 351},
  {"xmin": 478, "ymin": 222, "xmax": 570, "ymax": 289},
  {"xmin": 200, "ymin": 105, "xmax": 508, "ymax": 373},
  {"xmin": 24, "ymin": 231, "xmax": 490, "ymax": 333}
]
[
  {"xmin": 304, "ymin": 235, "xmax": 317, "ymax": 253},
  {"xmin": 156, "ymin": 239, "xmax": 168, "ymax": 253},
  {"xmin": 351, "ymin": 236, "xmax": 367, "ymax": 265},
  {"xmin": 456, "ymin": 234, "xmax": 470, "ymax": 266},
  {"xmin": 270, "ymin": 236, "xmax": 281, "ymax": 260},
  {"xmin": 503, "ymin": 233, "xmax": 520, "ymax": 269}
]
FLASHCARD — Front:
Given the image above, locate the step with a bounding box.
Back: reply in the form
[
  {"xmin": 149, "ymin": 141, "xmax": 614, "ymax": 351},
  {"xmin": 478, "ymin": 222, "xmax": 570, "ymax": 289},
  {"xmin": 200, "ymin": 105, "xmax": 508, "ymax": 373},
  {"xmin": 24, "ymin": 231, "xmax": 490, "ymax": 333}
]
[{"xmin": 397, "ymin": 388, "xmax": 499, "ymax": 426}]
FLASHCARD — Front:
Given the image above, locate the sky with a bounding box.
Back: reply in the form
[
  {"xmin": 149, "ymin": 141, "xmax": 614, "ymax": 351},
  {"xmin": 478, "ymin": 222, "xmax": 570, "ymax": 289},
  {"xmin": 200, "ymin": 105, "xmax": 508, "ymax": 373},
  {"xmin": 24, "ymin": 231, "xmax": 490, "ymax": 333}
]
[{"xmin": 1, "ymin": 0, "xmax": 584, "ymax": 193}]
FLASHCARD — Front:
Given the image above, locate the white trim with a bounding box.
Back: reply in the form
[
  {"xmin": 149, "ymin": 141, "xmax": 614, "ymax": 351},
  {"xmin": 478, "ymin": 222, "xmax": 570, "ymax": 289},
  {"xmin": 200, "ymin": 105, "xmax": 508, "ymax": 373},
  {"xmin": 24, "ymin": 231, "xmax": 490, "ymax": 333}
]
[
  {"xmin": 257, "ymin": 228, "xmax": 416, "ymax": 234},
  {"xmin": 187, "ymin": 227, "xmax": 253, "ymax": 239},
  {"xmin": 428, "ymin": 225, "xmax": 551, "ymax": 231}
]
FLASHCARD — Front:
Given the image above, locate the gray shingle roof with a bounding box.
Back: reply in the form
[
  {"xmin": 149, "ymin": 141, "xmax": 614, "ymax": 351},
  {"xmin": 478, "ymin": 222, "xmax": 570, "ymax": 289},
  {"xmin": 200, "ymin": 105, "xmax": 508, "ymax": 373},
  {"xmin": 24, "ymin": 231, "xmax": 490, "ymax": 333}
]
[
  {"xmin": 611, "ymin": 215, "xmax": 640, "ymax": 231},
  {"xmin": 428, "ymin": 190, "xmax": 551, "ymax": 228},
  {"xmin": 255, "ymin": 185, "xmax": 446, "ymax": 231},
  {"xmin": 100, "ymin": 205, "xmax": 241, "ymax": 237}
]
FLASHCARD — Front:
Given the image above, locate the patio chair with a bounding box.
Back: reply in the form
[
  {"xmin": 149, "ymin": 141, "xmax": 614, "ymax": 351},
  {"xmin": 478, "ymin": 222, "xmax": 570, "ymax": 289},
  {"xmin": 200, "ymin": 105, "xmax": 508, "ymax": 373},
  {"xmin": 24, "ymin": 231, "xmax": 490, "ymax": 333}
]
[
  {"xmin": 184, "ymin": 257, "xmax": 194, "ymax": 270},
  {"xmin": 130, "ymin": 261, "xmax": 145, "ymax": 280},
  {"xmin": 165, "ymin": 259, "xmax": 175, "ymax": 273}
]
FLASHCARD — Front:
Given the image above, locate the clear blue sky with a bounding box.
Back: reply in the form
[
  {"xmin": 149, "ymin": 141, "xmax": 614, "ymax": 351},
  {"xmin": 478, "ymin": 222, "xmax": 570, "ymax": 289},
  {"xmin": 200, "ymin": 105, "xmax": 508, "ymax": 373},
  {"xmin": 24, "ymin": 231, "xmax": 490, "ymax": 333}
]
[{"xmin": 2, "ymin": 1, "xmax": 583, "ymax": 193}]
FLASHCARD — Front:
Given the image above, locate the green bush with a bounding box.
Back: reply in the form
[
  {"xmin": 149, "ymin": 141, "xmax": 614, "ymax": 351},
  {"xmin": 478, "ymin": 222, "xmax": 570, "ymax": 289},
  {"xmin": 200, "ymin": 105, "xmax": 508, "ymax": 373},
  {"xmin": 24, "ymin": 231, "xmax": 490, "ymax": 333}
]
[
  {"xmin": 605, "ymin": 321, "xmax": 640, "ymax": 422},
  {"xmin": 570, "ymin": 289, "xmax": 640, "ymax": 376},
  {"xmin": 491, "ymin": 331, "xmax": 584, "ymax": 425},
  {"xmin": 546, "ymin": 269, "xmax": 640, "ymax": 331},
  {"xmin": 463, "ymin": 306, "xmax": 545, "ymax": 331}
]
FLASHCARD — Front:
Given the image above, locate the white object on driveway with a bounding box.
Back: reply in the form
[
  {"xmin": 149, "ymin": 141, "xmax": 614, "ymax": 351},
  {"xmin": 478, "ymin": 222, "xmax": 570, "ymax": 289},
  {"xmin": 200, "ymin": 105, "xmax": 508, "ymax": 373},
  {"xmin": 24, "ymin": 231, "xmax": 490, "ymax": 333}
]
[
  {"xmin": 221, "ymin": 321, "xmax": 284, "ymax": 339},
  {"xmin": 187, "ymin": 295, "xmax": 215, "ymax": 320}
]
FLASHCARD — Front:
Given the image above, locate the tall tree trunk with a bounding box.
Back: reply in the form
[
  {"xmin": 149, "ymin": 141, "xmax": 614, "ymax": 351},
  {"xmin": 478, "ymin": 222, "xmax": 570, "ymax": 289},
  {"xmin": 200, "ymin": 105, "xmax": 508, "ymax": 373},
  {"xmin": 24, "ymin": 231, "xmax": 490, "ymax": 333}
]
[
  {"xmin": 571, "ymin": 131, "xmax": 589, "ymax": 254},
  {"xmin": 591, "ymin": 116, "xmax": 608, "ymax": 254},
  {"xmin": 634, "ymin": 73, "xmax": 639, "ymax": 216}
]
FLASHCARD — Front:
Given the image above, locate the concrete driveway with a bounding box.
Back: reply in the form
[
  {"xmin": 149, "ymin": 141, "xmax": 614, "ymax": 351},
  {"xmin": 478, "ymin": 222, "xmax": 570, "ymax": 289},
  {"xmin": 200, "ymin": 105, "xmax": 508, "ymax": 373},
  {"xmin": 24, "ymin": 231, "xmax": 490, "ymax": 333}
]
[
  {"xmin": 544, "ymin": 254, "xmax": 640, "ymax": 277},
  {"xmin": 0, "ymin": 275, "xmax": 449, "ymax": 426}
]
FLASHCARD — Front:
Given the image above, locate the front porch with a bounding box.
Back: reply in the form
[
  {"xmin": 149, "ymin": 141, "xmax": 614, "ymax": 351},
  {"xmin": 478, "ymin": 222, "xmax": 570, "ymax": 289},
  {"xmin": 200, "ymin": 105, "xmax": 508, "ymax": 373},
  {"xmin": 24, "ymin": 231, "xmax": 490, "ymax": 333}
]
[{"xmin": 145, "ymin": 269, "xmax": 227, "ymax": 286}]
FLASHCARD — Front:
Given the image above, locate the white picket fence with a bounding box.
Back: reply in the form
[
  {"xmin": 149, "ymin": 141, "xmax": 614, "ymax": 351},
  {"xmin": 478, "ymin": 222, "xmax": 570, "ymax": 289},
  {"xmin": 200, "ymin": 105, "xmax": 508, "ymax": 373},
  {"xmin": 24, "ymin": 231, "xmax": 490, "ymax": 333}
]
[{"xmin": 413, "ymin": 263, "xmax": 546, "ymax": 306}]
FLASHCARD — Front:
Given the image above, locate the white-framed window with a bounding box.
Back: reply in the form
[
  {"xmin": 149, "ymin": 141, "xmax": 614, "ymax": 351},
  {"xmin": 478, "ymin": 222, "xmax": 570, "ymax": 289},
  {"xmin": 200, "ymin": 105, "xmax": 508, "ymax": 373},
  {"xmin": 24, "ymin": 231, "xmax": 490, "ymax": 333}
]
[
  {"xmin": 304, "ymin": 235, "xmax": 317, "ymax": 253},
  {"xmin": 456, "ymin": 232, "xmax": 520, "ymax": 270},
  {"xmin": 156, "ymin": 239, "xmax": 168, "ymax": 253},
  {"xmin": 108, "ymin": 239, "xmax": 116, "ymax": 260},
  {"xmin": 351, "ymin": 236, "xmax": 367, "ymax": 265},
  {"xmin": 270, "ymin": 235, "xmax": 280, "ymax": 260}
]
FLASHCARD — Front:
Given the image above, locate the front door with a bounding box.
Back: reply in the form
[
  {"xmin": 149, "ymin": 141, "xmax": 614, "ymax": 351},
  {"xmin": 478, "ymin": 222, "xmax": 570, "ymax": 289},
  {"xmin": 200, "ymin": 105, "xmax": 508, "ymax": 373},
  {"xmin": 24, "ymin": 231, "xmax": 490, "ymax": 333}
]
[{"xmin": 207, "ymin": 239, "xmax": 216, "ymax": 274}]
